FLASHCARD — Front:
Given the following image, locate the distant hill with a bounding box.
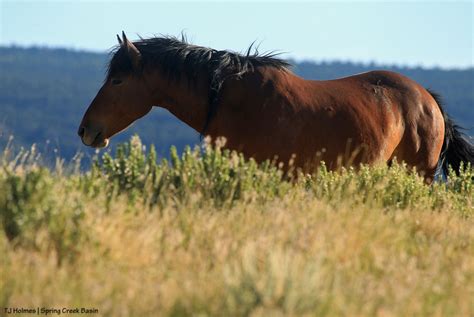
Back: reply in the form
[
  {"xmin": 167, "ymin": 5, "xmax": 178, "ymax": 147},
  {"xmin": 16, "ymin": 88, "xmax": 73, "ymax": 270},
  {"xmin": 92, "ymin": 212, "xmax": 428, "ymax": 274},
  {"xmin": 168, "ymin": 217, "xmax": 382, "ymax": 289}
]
[{"xmin": 0, "ymin": 46, "xmax": 472, "ymax": 161}]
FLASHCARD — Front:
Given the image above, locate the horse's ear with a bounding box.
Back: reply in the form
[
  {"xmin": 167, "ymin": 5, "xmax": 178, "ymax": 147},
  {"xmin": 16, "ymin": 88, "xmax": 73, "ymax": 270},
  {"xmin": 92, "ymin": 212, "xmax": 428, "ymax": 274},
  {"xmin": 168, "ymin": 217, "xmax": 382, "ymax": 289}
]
[
  {"xmin": 121, "ymin": 31, "xmax": 128, "ymax": 44},
  {"xmin": 121, "ymin": 31, "xmax": 141, "ymax": 70},
  {"xmin": 116, "ymin": 34, "xmax": 123, "ymax": 46}
]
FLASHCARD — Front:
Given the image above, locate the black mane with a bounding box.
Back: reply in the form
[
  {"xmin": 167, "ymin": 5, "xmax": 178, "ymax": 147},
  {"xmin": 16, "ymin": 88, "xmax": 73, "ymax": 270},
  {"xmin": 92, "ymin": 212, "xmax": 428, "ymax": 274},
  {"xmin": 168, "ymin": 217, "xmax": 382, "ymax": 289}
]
[
  {"xmin": 107, "ymin": 35, "xmax": 290, "ymax": 134},
  {"xmin": 107, "ymin": 35, "xmax": 290, "ymax": 81}
]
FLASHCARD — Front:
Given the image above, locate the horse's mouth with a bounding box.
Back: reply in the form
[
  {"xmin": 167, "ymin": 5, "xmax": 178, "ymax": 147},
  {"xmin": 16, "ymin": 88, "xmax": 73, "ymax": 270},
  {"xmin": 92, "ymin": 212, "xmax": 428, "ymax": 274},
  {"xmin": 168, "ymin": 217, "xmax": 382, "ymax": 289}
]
[
  {"xmin": 90, "ymin": 135, "xmax": 109, "ymax": 148},
  {"xmin": 82, "ymin": 131, "xmax": 109, "ymax": 148}
]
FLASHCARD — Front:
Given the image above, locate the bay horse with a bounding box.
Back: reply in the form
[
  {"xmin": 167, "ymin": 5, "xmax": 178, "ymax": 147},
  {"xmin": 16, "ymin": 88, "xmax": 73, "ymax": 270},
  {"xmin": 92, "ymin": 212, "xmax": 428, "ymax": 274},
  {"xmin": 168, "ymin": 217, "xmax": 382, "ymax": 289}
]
[{"xmin": 78, "ymin": 32, "xmax": 473, "ymax": 182}]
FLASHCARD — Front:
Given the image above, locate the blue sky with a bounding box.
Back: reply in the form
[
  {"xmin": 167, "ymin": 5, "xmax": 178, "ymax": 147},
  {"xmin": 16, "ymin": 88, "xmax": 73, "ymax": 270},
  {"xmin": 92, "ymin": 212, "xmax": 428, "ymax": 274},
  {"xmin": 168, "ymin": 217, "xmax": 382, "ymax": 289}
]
[{"xmin": 1, "ymin": 0, "xmax": 472, "ymax": 68}]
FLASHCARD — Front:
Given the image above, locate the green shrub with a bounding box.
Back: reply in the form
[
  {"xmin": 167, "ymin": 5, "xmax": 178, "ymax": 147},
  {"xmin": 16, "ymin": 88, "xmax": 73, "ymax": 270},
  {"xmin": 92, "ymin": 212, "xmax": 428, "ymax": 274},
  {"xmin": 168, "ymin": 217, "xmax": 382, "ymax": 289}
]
[
  {"xmin": 90, "ymin": 136, "xmax": 289, "ymax": 209},
  {"xmin": 0, "ymin": 156, "xmax": 85, "ymax": 265}
]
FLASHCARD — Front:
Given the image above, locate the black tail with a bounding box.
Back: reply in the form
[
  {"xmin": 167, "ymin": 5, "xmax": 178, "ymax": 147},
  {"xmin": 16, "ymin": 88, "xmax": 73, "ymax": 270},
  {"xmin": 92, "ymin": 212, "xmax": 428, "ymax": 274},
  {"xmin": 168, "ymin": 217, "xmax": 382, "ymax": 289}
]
[{"xmin": 427, "ymin": 89, "xmax": 474, "ymax": 176}]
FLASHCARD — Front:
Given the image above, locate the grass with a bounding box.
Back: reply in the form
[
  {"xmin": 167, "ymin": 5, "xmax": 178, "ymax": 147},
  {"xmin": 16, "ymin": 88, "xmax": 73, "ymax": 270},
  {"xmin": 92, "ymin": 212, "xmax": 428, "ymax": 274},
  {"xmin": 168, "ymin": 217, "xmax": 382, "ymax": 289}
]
[{"xmin": 0, "ymin": 136, "xmax": 473, "ymax": 317}]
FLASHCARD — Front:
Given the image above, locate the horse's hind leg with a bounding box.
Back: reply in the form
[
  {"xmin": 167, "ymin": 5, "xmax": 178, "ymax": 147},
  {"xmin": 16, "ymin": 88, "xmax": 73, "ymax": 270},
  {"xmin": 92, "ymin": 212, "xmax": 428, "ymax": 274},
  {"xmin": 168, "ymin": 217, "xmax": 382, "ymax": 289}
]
[
  {"xmin": 390, "ymin": 109, "xmax": 444, "ymax": 183},
  {"xmin": 390, "ymin": 139, "xmax": 441, "ymax": 183}
]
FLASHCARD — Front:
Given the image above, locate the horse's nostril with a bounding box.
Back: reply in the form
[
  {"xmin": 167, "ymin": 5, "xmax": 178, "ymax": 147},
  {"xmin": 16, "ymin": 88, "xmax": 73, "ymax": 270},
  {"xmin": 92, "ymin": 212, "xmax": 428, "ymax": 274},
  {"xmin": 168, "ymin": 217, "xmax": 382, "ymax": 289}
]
[{"xmin": 78, "ymin": 126, "xmax": 85, "ymax": 138}]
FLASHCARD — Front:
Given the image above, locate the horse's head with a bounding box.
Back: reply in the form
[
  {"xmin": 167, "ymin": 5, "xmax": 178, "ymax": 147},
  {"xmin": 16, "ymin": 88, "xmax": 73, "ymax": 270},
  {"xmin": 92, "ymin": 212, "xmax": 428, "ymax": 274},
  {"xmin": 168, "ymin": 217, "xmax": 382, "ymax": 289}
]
[{"xmin": 78, "ymin": 32, "xmax": 153, "ymax": 148}]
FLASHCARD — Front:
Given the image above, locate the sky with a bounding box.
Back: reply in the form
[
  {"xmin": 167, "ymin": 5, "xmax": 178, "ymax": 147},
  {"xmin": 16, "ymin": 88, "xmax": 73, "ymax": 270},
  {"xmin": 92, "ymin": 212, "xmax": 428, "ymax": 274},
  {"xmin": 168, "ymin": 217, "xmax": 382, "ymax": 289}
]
[{"xmin": 0, "ymin": 0, "xmax": 472, "ymax": 69}]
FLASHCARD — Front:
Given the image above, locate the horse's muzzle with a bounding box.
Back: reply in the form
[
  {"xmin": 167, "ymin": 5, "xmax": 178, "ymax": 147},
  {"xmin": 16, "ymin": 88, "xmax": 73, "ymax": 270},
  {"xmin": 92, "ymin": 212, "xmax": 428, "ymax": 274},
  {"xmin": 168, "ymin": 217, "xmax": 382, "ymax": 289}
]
[{"xmin": 78, "ymin": 123, "xmax": 109, "ymax": 148}]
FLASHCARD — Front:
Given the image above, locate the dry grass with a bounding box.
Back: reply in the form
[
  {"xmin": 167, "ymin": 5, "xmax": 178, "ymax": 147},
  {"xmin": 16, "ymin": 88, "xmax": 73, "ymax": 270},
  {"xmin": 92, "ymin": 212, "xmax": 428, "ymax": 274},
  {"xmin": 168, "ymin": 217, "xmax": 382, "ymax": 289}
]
[{"xmin": 1, "ymin": 137, "xmax": 473, "ymax": 316}]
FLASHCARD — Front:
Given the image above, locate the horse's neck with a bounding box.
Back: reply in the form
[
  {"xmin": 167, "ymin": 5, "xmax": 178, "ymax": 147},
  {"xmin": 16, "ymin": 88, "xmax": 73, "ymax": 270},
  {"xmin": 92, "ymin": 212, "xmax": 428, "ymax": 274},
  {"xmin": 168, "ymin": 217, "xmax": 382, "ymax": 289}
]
[
  {"xmin": 204, "ymin": 67, "xmax": 299, "ymax": 139},
  {"xmin": 147, "ymin": 66, "xmax": 300, "ymax": 140},
  {"xmin": 147, "ymin": 71, "xmax": 210, "ymax": 134}
]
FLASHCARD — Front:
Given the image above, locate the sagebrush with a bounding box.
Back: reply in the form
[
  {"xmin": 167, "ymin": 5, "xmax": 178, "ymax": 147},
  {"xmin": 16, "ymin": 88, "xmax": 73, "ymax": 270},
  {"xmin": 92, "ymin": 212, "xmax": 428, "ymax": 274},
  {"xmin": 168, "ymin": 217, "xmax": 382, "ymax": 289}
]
[{"xmin": 1, "ymin": 136, "xmax": 473, "ymax": 316}]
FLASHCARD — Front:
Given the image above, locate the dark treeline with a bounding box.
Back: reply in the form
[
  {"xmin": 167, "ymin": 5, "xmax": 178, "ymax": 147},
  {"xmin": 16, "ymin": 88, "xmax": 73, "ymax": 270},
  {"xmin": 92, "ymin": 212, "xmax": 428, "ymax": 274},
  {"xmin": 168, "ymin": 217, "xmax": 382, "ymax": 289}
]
[{"xmin": 0, "ymin": 46, "xmax": 472, "ymax": 161}]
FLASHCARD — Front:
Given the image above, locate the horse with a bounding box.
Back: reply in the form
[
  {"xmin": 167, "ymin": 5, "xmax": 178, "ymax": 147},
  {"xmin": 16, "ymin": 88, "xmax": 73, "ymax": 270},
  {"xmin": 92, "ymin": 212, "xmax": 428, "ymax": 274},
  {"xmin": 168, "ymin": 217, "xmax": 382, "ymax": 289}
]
[{"xmin": 78, "ymin": 32, "xmax": 473, "ymax": 182}]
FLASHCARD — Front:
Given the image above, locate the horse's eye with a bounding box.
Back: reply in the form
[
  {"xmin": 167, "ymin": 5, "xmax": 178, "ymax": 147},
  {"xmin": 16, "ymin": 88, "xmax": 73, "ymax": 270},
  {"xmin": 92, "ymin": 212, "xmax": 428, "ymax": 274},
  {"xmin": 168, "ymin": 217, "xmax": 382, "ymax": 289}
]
[{"xmin": 111, "ymin": 78, "xmax": 123, "ymax": 85}]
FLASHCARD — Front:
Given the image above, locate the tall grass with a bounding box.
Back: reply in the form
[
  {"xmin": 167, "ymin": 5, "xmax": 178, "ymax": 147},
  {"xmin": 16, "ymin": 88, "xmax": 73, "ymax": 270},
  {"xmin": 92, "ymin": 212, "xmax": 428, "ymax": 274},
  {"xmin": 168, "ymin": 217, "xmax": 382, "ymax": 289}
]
[{"xmin": 1, "ymin": 136, "xmax": 473, "ymax": 316}]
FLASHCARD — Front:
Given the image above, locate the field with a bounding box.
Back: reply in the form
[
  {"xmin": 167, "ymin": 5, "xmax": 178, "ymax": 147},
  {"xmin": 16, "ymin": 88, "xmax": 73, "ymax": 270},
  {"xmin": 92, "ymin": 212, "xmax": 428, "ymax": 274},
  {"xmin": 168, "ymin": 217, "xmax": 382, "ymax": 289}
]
[{"xmin": 1, "ymin": 136, "xmax": 473, "ymax": 317}]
